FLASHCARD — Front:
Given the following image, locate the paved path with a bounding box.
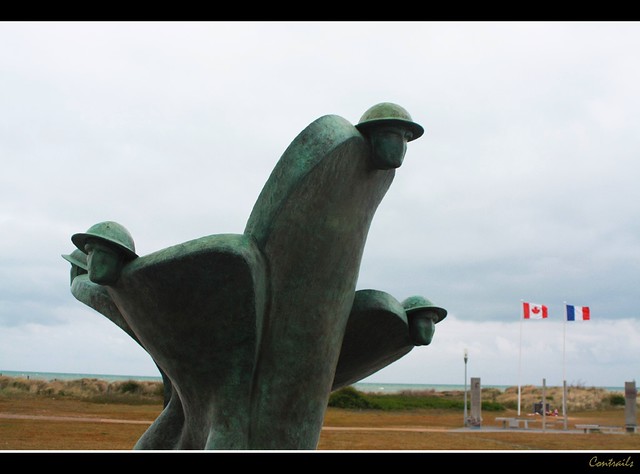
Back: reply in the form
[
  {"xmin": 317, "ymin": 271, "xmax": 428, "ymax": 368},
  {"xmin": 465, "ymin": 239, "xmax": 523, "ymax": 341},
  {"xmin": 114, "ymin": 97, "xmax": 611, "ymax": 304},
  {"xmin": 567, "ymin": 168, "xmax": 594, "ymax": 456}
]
[
  {"xmin": 0, "ymin": 413, "xmax": 152, "ymax": 425},
  {"xmin": 0, "ymin": 413, "xmax": 627, "ymax": 435},
  {"xmin": 1, "ymin": 413, "xmax": 450, "ymax": 431}
]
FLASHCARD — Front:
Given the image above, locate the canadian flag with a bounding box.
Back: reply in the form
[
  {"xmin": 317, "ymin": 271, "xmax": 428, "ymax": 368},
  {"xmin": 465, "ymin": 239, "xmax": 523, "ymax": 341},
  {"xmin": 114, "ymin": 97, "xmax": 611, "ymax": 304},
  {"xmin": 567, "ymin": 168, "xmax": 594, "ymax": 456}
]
[{"xmin": 523, "ymin": 301, "xmax": 548, "ymax": 319}]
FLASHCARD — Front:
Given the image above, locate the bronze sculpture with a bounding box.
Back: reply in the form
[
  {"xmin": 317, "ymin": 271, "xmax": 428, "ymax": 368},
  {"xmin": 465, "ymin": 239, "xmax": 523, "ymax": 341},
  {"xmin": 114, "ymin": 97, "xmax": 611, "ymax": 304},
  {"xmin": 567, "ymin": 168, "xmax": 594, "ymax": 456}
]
[{"xmin": 64, "ymin": 102, "xmax": 447, "ymax": 450}]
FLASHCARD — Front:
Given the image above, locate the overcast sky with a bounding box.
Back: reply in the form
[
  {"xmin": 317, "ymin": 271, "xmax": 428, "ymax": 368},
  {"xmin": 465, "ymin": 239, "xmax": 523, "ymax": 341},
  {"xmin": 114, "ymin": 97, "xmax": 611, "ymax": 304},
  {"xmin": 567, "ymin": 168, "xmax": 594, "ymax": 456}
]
[{"xmin": 1, "ymin": 21, "xmax": 639, "ymax": 389}]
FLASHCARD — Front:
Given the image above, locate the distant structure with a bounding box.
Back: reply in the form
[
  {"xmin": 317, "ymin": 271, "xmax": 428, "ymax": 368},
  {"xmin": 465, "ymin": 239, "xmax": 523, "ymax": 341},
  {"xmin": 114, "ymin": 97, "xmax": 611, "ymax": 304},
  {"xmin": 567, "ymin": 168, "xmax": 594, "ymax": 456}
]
[
  {"xmin": 469, "ymin": 377, "xmax": 482, "ymax": 427},
  {"xmin": 64, "ymin": 103, "xmax": 448, "ymax": 450},
  {"xmin": 625, "ymin": 381, "xmax": 637, "ymax": 433}
]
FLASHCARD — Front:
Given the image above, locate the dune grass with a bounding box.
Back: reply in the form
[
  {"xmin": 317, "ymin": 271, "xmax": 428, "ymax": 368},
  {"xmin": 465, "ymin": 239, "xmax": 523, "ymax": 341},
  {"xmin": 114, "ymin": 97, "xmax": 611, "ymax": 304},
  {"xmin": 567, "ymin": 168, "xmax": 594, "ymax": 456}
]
[
  {"xmin": 328, "ymin": 383, "xmax": 628, "ymax": 412},
  {"xmin": 0, "ymin": 375, "xmax": 163, "ymax": 405}
]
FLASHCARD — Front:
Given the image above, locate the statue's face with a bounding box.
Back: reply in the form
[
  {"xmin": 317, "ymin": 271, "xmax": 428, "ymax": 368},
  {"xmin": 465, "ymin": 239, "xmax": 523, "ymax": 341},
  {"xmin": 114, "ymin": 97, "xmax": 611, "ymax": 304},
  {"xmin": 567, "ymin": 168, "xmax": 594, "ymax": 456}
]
[
  {"xmin": 369, "ymin": 126, "xmax": 412, "ymax": 170},
  {"xmin": 408, "ymin": 311, "xmax": 438, "ymax": 346},
  {"xmin": 85, "ymin": 240, "xmax": 124, "ymax": 285}
]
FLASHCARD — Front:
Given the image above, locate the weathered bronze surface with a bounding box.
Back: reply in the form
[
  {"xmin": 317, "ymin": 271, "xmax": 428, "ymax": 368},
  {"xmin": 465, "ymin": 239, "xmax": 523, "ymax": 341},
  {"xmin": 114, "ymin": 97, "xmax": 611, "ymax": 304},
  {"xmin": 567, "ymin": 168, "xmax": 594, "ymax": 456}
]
[{"xmin": 64, "ymin": 103, "xmax": 446, "ymax": 450}]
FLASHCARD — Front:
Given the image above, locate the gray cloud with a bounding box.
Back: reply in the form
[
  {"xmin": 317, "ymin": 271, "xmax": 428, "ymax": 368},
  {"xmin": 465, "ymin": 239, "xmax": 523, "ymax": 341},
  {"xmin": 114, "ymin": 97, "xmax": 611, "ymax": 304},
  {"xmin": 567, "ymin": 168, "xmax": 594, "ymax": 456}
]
[{"xmin": 0, "ymin": 21, "xmax": 638, "ymax": 386}]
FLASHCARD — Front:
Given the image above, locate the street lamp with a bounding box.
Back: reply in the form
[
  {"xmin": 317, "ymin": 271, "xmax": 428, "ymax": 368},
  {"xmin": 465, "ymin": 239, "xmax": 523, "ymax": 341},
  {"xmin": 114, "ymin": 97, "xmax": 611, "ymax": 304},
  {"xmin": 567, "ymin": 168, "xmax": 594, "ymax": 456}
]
[{"xmin": 463, "ymin": 348, "xmax": 468, "ymax": 427}]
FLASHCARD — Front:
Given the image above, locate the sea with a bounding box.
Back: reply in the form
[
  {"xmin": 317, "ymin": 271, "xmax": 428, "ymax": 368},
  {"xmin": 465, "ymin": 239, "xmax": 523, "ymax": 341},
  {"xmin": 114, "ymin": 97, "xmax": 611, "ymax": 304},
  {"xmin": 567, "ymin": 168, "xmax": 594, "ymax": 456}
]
[{"xmin": 0, "ymin": 369, "xmax": 626, "ymax": 393}]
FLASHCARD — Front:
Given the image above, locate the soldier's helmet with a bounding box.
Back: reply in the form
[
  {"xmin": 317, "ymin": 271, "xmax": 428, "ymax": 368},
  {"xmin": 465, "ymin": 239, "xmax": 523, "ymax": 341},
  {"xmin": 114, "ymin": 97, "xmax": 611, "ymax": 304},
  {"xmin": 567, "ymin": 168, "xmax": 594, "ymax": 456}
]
[
  {"xmin": 356, "ymin": 102, "xmax": 424, "ymax": 141},
  {"xmin": 72, "ymin": 221, "xmax": 138, "ymax": 260},
  {"xmin": 401, "ymin": 295, "xmax": 447, "ymax": 323}
]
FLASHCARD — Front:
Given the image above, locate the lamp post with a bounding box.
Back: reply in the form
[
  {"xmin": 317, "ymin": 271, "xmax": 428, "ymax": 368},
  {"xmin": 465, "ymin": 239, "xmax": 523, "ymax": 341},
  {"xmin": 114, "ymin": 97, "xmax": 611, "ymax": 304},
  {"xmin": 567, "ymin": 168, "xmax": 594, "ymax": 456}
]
[{"xmin": 463, "ymin": 348, "xmax": 468, "ymax": 427}]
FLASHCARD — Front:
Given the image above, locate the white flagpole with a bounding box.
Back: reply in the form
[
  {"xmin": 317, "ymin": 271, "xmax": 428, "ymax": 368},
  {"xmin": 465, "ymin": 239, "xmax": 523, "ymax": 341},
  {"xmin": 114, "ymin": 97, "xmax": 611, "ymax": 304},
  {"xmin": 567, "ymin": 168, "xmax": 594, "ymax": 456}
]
[
  {"xmin": 562, "ymin": 302, "xmax": 567, "ymax": 386},
  {"xmin": 562, "ymin": 302, "xmax": 568, "ymax": 430},
  {"xmin": 518, "ymin": 300, "xmax": 523, "ymax": 416}
]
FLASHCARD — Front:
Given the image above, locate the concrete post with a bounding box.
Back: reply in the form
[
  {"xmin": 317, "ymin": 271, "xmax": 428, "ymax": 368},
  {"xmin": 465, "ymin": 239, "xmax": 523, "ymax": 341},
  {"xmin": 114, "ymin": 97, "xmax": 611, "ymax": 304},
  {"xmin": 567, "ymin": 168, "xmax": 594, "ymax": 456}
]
[
  {"xmin": 470, "ymin": 377, "xmax": 481, "ymax": 427},
  {"xmin": 624, "ymin": 381, "xmax": 637, "ymax": 433}
]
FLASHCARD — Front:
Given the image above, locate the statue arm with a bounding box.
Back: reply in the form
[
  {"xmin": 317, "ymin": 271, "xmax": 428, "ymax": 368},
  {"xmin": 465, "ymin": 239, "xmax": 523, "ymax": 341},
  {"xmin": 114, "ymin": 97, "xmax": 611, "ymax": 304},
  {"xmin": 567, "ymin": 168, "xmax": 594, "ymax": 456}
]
[{"xmin": 70, "ymin": 274, "xmax": 139, "ymax": 341}]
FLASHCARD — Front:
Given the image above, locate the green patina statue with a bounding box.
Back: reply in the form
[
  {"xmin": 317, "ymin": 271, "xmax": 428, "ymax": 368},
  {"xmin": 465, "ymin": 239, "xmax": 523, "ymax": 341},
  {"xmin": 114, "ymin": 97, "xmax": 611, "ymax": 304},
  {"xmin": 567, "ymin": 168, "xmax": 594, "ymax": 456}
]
[{"xmin": 63, "ymin": 102, "xmax": 447, "ymax": 450}]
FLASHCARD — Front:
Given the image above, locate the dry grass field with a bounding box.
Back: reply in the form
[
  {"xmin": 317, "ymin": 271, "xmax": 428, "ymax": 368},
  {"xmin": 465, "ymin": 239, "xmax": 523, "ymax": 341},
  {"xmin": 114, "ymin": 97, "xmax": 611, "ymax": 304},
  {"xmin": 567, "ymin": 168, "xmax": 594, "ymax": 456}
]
[{"xmin": 1, "ymin": 376, "xmax": 638, "ymax": 452}]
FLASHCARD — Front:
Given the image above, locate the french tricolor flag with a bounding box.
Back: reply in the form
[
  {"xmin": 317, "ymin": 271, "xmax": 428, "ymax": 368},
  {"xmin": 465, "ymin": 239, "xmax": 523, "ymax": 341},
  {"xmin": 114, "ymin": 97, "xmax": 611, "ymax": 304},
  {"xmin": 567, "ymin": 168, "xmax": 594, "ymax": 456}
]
[
  {"xmin": 523, "ymin": 301, "xmax": 548, "ymax": 319},
  {"xmin": 566, "ymin": 304, "xmax": 590, "ymax": 321}
]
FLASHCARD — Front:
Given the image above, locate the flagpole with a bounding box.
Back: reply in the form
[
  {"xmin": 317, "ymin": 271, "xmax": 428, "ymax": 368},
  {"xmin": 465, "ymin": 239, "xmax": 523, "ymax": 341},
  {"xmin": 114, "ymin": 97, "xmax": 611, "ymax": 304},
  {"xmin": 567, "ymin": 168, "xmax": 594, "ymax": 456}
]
[
  {"xmin": 518, "ymin": 300, "xmax": 523, "ymax": 416},
  {"xmin": 562, "ymin": 301, "xmax": 568, "ymax": 430},
  {"xmin": 562, "ymin": 302, "xmax": 567, "ymax": 384}
]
